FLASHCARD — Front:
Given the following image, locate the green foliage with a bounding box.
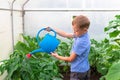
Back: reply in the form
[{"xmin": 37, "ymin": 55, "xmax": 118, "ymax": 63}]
[
  {"xmin": 0, "ymin": 35, "xmax": 62, "ymax": 80},
  {"xmin": 105, "ymin": 60, "xmax": 120, "ymax": 80},
  {"xmin": 57, "ymin": 38, "xmax": 73, "ymax": 57},
  {"xmin": 56, "ymin": 38, "xmax": 73, "ymax": 71},
  {"xmin": 0, "ymin": 34, "xmax": 72, "ymax": 80},
  {"xmin": 89, "ymin": 15, "xmax": 120, "ymax": 79},
  {"xmin": 104, "ymin": 15, "xmax": 120, "ymax": 45},
  {"xmin": 89, "ymin": 38, "xmax": 120, "ymax": 75}
]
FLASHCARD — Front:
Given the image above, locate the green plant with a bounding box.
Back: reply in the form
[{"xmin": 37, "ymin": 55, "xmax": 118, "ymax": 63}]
[
  {"xmin": 0, "ymin": 35, "xmax": 62, "ymax": 80},
  {"xmin": 89, "ymin": 38, "xmax": 120, "ymax": 75},
  {"xmin": 89, "ymin": 15, "xmax": 120, "ymax": 79},
  {"xmin": 105, "ymin": 60, "xmax": 120, "ymax": 80},
  {"xmin": 104, "ymin": 15, "xmax": 120, "ymax": 45},
  {"xmin": 56, "ymin": 38, "xmax": 73, "ymax": 71}
]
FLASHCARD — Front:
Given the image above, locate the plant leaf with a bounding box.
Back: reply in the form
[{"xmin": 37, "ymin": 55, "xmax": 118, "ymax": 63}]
[
  {"xmin": 109, "ymin": 30, "xmax": 120, "ymax": 38},
  {"xmin": 105, "ymin": 61, "xmax": 120, "ymax": 80}
]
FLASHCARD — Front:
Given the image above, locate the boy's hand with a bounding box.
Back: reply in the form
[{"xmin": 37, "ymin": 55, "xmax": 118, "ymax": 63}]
[
  {"xmin": 46, "ymin": 27, "xmax": 51, "ymax": 32},
  {"xmin": 51, "ymin": 52, "xmax": 58, "ymax": 58}
]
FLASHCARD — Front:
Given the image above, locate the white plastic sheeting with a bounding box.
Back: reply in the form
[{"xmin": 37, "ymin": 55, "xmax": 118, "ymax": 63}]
[
  {"xmin": 24, "ymin": 11, "xmax": 120, "ymax": 40},
  {"xmin": 0, "ymin": 10, "xmax": 12, "ymax": 59},
  {"xmin": 25, "ymin": 0, "xmax": 120, "ymax": 9},
  {"xmin": 0, "ymin": 0, "xmax": 23, "ymax": 60}
]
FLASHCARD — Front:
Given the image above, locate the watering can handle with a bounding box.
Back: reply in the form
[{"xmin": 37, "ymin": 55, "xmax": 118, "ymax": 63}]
[{"xmin": 36, "ymin": 28, "xmax": 57, "ymax": 44}]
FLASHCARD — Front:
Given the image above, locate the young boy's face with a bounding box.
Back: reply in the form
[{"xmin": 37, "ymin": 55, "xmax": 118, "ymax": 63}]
[{"xmin": 72, "ymin": 25, "xmax": 87, "ymax": 37}]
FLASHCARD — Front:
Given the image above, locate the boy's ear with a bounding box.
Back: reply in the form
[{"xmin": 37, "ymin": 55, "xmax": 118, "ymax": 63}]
[
  {"xmin": 84, "ymin": 28, "xmax": 88, "ymax": 31},
  {"xmin": 84, "ymin": 28, "xmax": 88, "ymax": 32}
]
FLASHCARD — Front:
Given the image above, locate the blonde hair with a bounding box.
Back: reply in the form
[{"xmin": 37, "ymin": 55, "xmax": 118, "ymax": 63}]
[{"xmin": 72, "ymin": 15, "xmax": 90, "ymax": 29}]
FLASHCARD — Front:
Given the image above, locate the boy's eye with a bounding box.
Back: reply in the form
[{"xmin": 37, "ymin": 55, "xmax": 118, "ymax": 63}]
[{"xmin": 74, "ymin": 30, "xmax": 79, "ymax": 32}]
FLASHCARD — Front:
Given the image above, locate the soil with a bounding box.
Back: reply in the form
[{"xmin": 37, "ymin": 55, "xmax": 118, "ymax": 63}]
[
  {"xmin": 62, "ymin": 72, "xmax": 101, "ymax": 80},
  {"xmin": 59, "ymin": 66, "xmax": 102, "ymax": 80},
  {"xmin": 90, "ymin": 67, "xmax": 102, "ymax": 80}
]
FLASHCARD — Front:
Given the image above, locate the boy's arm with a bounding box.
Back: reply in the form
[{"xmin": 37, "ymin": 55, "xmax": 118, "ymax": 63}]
[
  {"xmin": 51, "ymin": 52, "xmax": 77, "ymax": 62},
  {"xmin": 52, "ymin": 27, "xmax": 74, "ymax": 38}
]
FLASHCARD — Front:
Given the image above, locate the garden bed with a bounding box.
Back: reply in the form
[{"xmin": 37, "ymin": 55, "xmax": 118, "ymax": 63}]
[{"xmin": 59, "ymin": 66, "xmax": 101, "ymax": 80}]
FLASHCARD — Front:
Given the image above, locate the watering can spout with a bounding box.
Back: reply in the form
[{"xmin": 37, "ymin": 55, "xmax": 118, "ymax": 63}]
[
  {"xmin": 30, "ymin": 48, "xmax": 45, "ymax": 54},
  {"xmin": 26, "ymin": 48, "xmax": 45, "ymax": 58}
]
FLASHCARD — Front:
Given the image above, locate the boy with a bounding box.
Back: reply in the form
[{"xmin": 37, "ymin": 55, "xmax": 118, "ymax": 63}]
[{"xmin": 47, "ymin": 15, "xmax": 90, "ymax": 80}]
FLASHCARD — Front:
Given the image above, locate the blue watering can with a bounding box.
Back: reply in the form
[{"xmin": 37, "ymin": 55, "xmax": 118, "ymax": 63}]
[{"xmin": 26, "ymin": 28, "xmax": 60, "ymax": 58}]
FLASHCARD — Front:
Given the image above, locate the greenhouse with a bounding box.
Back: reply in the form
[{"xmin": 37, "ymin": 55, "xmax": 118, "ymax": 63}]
[{"xmin": 0, "ymin": 0, "xmax": 120, "ymax": 80}]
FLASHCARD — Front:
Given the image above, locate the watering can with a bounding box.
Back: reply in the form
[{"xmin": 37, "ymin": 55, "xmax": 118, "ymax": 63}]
[{"xmin": 26, "ymin": 28, "xmax": 60, "ymax": 58}]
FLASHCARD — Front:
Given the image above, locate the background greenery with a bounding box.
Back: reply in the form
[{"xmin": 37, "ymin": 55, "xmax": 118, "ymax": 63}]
[{"xmin": 89, "ymin": 15, "xmax": 120, "ymax": 80}]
